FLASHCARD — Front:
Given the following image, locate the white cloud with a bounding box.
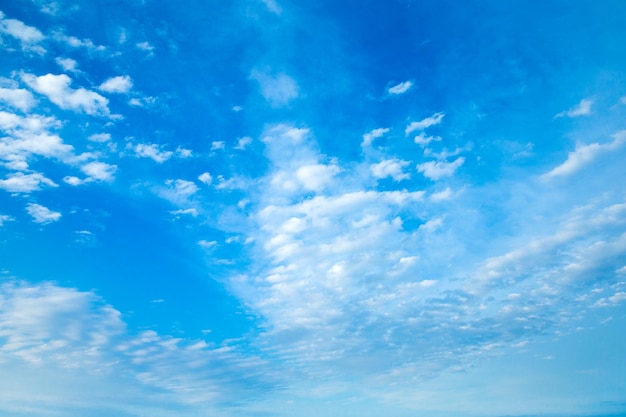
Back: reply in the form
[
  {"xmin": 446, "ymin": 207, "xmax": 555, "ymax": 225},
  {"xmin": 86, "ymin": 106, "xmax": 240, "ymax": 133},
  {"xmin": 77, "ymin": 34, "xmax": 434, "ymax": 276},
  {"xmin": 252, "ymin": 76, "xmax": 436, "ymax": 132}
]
[
  {"xmin": 26, "ymin": 203, "xmax": 61, "ymax": 223},
  {"xmin": 405, "ymin": 112, "xmax": 445, "ymax": 136},
  {"xmin": 0, "ymin": 111, "xmax": 78, "ymax": 169},
  {"xmin": 176, "ymin": 146, "xmax": 193, "ymax": 158},
  {"xmin": 0, "ymin": 172, "xmax": 57, "ymax": 193},
  {"xmin": 198, "ymin": 172, "xmax": 212, "ymax": 184},
  {"xmin": 88, "ymin": 133, "xmax": 111, "ymax": 142},
  {"xmin": 158, "ymin": 179, "xmax": 199, "ymax": 205},
  {"xmin": 295, "ymin": 163, "xmax": 340, "ymax": 192},
  {"xmin": 170, "ymin": 208, "xmax": 198, "ymax": 217},
  {"xmin": 0, "ymin": 214, "xmax": 14, "ymax": 226},
  {"xmin": 387, "ymin": 80, "xmax": 413, "ymax": 95},
  {"xmin": 133, "ymin": 143, "xmax": 173, "ymax": 163},
  {"xmin": 261, "ymin": 0, "xmax": 282, "ymax": 14},
  {"xmin": 417, "ymin": 157, "xmax": 465, "ymax": 180},
  {"xmin": 98, "ymin": 75, "xmax": 133, "ymax": 94},
  {"xmin": 55, "ymin": 57, "xmax": 78, "ymax": 72},
  {"xmin": 362, "ymin": 127, "xmax": 389, "ymax": 147},
  {"xmin": 0, "ymin": 13, "xmax": 45, "ymax": 53},
  {"xmin": 235, "ymin": 136, "xmax": 252, "ymax": 150},
  {"xmin": 555, "ymin": 98, "xmax": 593, "ymax": 118},
  {"xmin": 414, "ymin": 132, "xmax": 441, "ymax": 146},
  {"xmin": 542, "ymin": 130, "xmax": 626, "ymax": 179},
  {"xmin": 54, "ymin": 33, "xmax": 105, "ymax": 52},
  {"xmin": 430, "ymin": 187, "xmax": 453, "ymax": 202},
  {"xmin": 370, "ymin": 159, "xmax": 410, "ymax": 181},
  {"xmin": 0, "ymin": 87, "xmax": 37, "ymax": 111},
  {"xmin": 80, "ymin": 161, "xmax": 117, "ymax": 182},
  {"xmin": 136, "ymin": 41, "xmax": 155, "ymax": 53},
  {"xmin": 250, "ymin": 70, "xmax": 299, "ymax": 107},
  {"xmin": 211, "ymin": 141, "xmax": 225, "ymax": 151},
  {"xmin": 198, "ymin": 239, "xmax": 218, "ymax": 248},
  {"xmin": 22, "ymin": 73, "xmax": 110, "ymax": 116}
]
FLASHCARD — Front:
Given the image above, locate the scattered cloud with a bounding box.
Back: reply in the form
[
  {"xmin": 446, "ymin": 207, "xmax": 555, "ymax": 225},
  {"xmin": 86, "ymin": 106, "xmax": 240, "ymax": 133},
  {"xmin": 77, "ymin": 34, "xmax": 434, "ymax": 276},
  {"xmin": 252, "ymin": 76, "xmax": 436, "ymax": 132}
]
[
  {"xmin": 198, "ymin": 172, "xmax": 212, "ymax": 185},
  {"xmin": 250, "ymin": 70, "xmax": 299, "ymax": 107},
  {"xmin": 136, "ymin": 41, "xmax": 155, "ymax": 53},
  {"xmin": 370, "ymin": 158, "xmax": 410, "ymax": 181},
  {"xmin": 55, "ymin": 57, "xmax": 78, "ymax": 72},
  {"xmin": 88, "ymin": 133, "xmax": 111, "ymax": 142},
  {"xmin": 211, "ymin": 141, "xmax": 225, "ymax": 151},
  {"xmin": 417, "ymin": 157, "xmax": 465, "ymax": 180},
  {"xmin": 98, "ymin": 75, "xmax": 133, "ymax": 94},
  {"xmin": 542, "ymin": 130, "xmax": 626, "ymax": 179},
  {"xmin": 555, "ymin": 98, "xmax": 593, "ymax": 118},
  {"xmin": 80, "ymin": 161, "xmax": 117, "ymax": 182},
  {"xmin": 235, "ymin": 136, "xmax": 252, "ymax": 150},
  {"xmin": 0, "ymin": 172, "xmax": 57, "ymax": 193},
  {"xmin": 0, "ymin": 87, "xmax": 37, "ymax": 111},
  {"xmin": 22, "ymin": 73, "xmax": 110, "ymax": 117},
  {"xmin": 414, "ymin": 132, "xmax": 441, "ymax": 147},
  {"xmin": 362, "ymin": 127, "xmax": 389, "ymax": 147},
  {"xmin": 406, "ymin": 112, "xmax": 445, "ymax": 136},
  {"xmin": 170, "ymin": 208, "xmax": 199, "ymax": 217},
  {"xmin": 26, "ymin": 203, "xmax": 61, "ymax": 223},
  {"xmin": 387, "ymin": 80, "xmax": 413, "ymax": 95},
  {"xmin": 132, "ymin": 143, "xmax": 173, "ymax": 163},
  {"xmin": 261, "ymin": 0, "xmax": 282, "ymax": 14},
  {"xmin": 0, "ymin": 12, "xmax": 46, "ymax": 54},
  {"xmin": 0, "ymin": 214, "xmax": 14, "ymax": 226}
]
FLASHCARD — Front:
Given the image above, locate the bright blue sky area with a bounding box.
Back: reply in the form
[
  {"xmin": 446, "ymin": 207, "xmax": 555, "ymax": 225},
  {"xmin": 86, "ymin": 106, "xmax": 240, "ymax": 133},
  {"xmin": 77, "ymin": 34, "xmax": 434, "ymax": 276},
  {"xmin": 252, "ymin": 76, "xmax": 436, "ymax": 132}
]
[{"xmin": 1, "ymin": 1, "xmax": 626, "ymax": 416}]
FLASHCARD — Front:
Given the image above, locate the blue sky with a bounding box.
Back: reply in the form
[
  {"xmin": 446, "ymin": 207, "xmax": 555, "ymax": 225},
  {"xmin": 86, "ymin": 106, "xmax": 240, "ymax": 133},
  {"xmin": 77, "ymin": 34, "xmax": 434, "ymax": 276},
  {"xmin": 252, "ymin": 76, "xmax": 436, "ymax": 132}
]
[{"xmin": 1, "ymin": 0, "xmax": 626, "ymax": 416}]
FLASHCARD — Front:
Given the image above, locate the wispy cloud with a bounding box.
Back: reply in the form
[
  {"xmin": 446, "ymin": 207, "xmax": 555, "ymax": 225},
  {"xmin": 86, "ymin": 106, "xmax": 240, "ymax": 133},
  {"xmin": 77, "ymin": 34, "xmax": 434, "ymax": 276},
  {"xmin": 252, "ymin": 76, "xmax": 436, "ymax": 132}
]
[
  {"xmin": 0, "ymin": 172, "xmax": 57, "ymax": 193},
  {"xmin": 250, "ymin": 70, "xmax": 299, "ymax": 107},
  {"xmin": 98, "ymin": 75, "xmax": 133, "ymax": 94},
  {"xmin": 405, "ymin": 112, "xmax": 445, "ymax": 136},
  {"xmin": 542, "ymin": 130, "xmax": 626, "ymax": 179},
  {"xmin": 362, "ymin": 127, "xmax": 389, "ymax": 147},
  {"xmin": 370, "ymin": 158, "xmax": 410, "ymax": 181},
  {"xmin": 22, "ymin": 73, "xmax": 110, "ymax": 117},
  {"xmin": 0, "ymin": 11, "xmax": 46, "ymax": 54},
  {"xmin": 0, "ymin": 86, "xmax": 37, "ymax": 111},
  {"xmin": 387, "ymin": 80, "xmax": 413, "ymax": 96},
  {"xmin": 26, "ymin": 203, "xmax": 61, "ymax": 223},
  {"xmin": 417, "ymin": 157, "xmax": 465, "ymax": 180},
  {"xmin": 555, "ymin": 98, "xmax": 593, "ymax": 118}
]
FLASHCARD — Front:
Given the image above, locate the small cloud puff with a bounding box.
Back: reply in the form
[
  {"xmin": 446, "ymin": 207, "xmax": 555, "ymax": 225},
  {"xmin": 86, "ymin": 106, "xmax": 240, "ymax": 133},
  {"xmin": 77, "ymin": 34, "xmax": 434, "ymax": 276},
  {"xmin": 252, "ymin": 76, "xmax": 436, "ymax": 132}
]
[
  {"xmin": 387, "ymin": 80, "xmax": 413, "ymax": 96},
  {"xmin": 250, "ymin": 70, "xmax": 299, "ymax": 107},
  {"xmin": 132, "ymin": 143, "xmax": 173, "ymax": 163},
  {"xmin": 370, "ymin": 159, "xmax": 410, "ymax": 181},
  {"xmin": 0, "ymin": 172, "xmax": 57, "ymax": 193},
  {"xmin": 406, "ymin": 112, "xmax": 445, "ymax": 136},
  {"xmin": 198, "ymin": 172, "xmax": 212, "ymax": 185},
  {"xmin": 99, "ymin": 75, "xmax": 133, "ymax": 94},
  {"xmin": 362, "ymin": 127, "xmax": 389, "ymax": 147},
  {"xmin": 417, "ymin": 157, "xmax": 465, "ymax": 180},
  {"xmin": 542, "ymin": 130, "xmax": 626, "ymax": 179},
  {"xmin": 0, "ymin": 86, "xmax": 37, "ymax": 111},
  {"xmin": 26, "ymin": 202, "xmax": 61, "ymax": 224},
  {"xmin": 555, "ymin": 98, "xmax": 593, "ymax": 118},
  {"xmin": 22, "ymin": 73, "xmax": 110, "ymax": 117}
]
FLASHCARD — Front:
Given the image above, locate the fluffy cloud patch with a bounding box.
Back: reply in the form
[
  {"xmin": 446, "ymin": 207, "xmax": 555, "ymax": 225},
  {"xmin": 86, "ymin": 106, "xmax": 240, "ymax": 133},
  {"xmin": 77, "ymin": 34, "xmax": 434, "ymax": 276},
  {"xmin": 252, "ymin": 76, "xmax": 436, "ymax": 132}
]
[
  {"xmin": 0, "ymin": 87, "xmax": 37, "ymax": 111},
  {"xmin": 26, "ymin": 203, "xmax": 61, "ymax": 223},
  {"xmin": 362, "ymin": 127, "xmax": 389, "ymax": 147},
  {"xmin": 387, "ymin": 80, "xmax": 413, "ymax": 95},
  {"xmin": 0, "ymin": 172, "xmax": 57, "ymax": 193},
  {"xmin": 370, "ymin": 158, "xmax": 410, "ymax": 181},
  {"xmin": 133, "ymin": 143, "xmax": 173, "ymax": 163},
  {"xmin": 405, "ymin": 112, "xmax": 445, "ymax": 136},
  {"xmin": 542, "ymin": 130, "xmax": 626, "ymax": 179},
  {"xmin": 81, "ymin": 161, "xmax": 117, "ymax": 182},
  {"xmin": 198, "ymin": 172, "xmax": 213, "ymax": 185},
  {"xmin": 555, "ymin": 98, "xmax": 593, "ymax": 118},
  {"xmin": 414, "ymin": 132, "xmax": 441, "ymax": 146},
  {"xmin": 22, "ymin": 73, "xmax": 110, "ymax": 116},
  {"xmin": 0, "ymin": 214, "xmax": 14, "ymax": 226},
  {"xmin": 417, "ymin": 157, "xmax": 465, "ymax": 180},
  {"xmin": 0, "ymin": 12, "xmax": 45, "ymax": 53},
  {"xmin": 98, "ymin": 75, "xmax": 133, "ymax": 94},
  {"xmin": 250, "ymin": 70, "xmax": 299, "ymax": 107},
  {"xmin": 295, "ymin": 163, "xmax": 340, "ymax": 192}
]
